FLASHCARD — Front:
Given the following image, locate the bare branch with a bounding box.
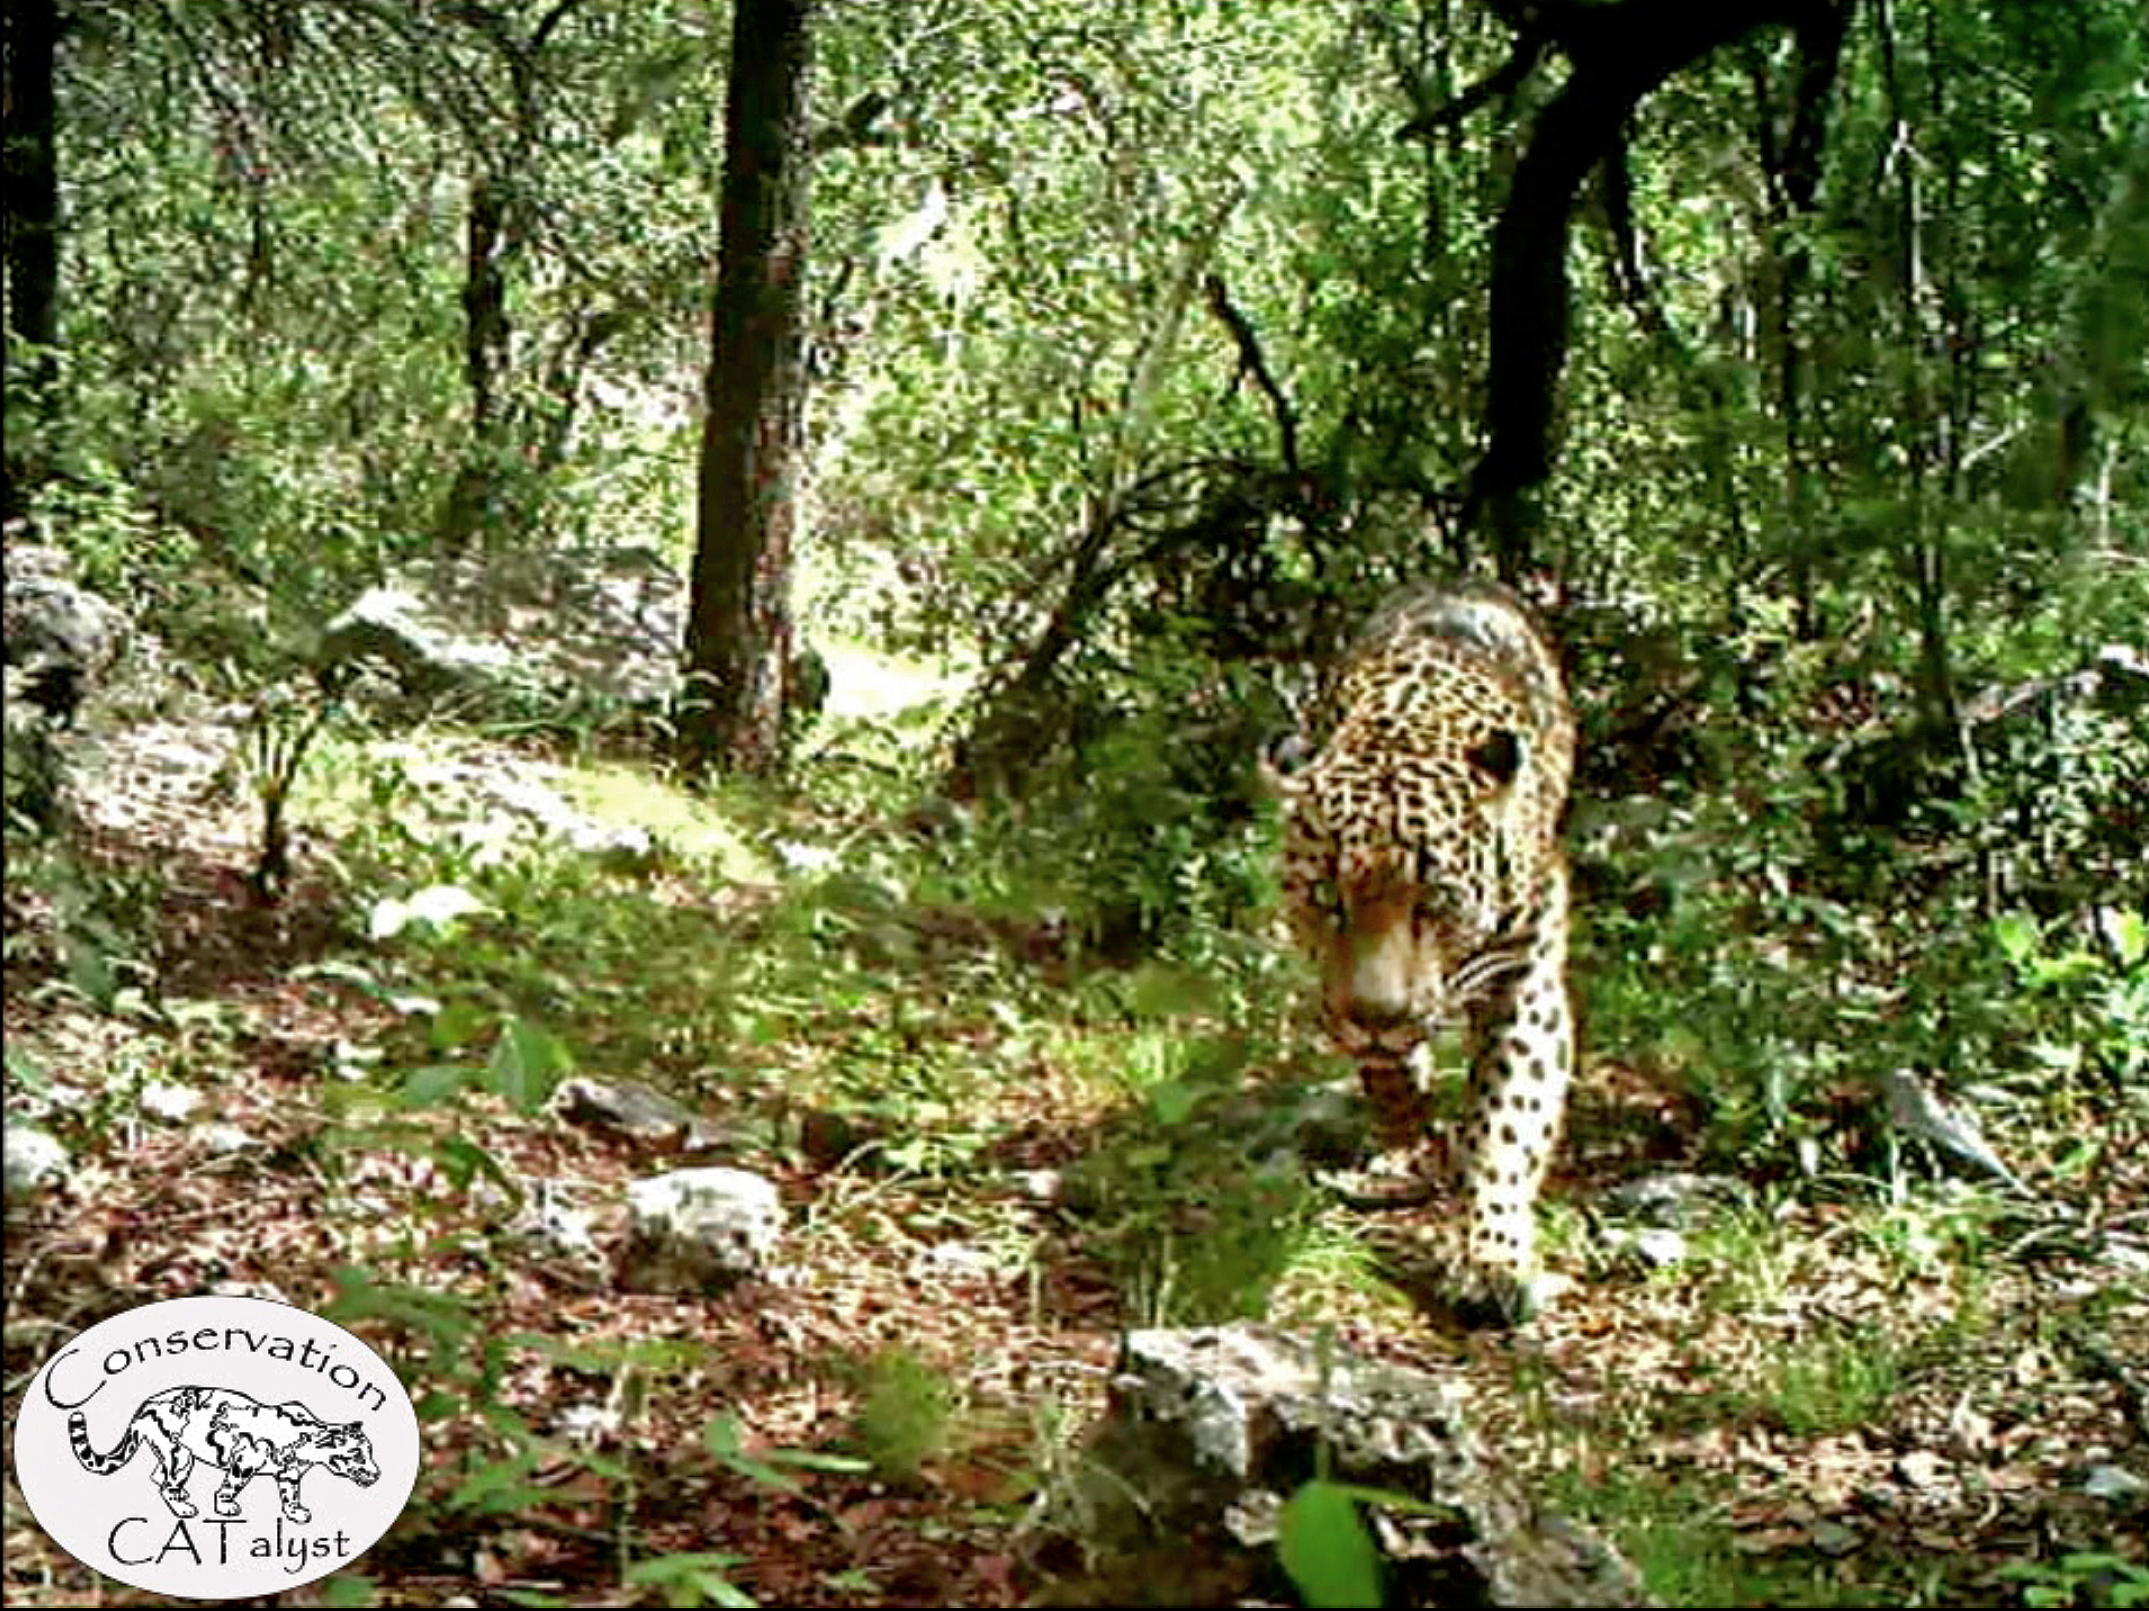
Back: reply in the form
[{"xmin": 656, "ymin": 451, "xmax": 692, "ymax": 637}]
[{"xmin": 1202, "ymin": 273, "xmax": 1301, "ymax": 479}]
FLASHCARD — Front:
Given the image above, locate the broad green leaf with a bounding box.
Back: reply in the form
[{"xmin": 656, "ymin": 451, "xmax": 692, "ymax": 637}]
[
  {"xmin": 401, "ymin": 1063, "xmax": 467, "ymax": 1107},
  {"xmin": 485, "ymin": 1016, "xmax": 573, "ymax": 1113},
  {"xmin": 1993, "ymin": 912, "xmax": 2039, "ymax": 968},
  {"xmin": 1279, "ymin": 1479, "xmax": 1383, "ymax": 1610},
  {"xmin": 2099, "ymin": 906, "xmax": 2146, "ymax": 968}
]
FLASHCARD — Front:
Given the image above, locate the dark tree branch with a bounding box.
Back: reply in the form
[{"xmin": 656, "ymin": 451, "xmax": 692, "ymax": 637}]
[
  {"xmin": 1395, "ymin": 25, "xmax": 1552, "ymax": 140},
  {"xmin": 1202, "ymin": 272, "xmax": 1302, "ymax": 478},
  {"xmin": 812, "ymin": 91, "xmax": 896, "ymax": 153},
  {"xmin": 1599, "ymin": 123, "xmax": 1667, "ymax": 334},
  {"xmin": 1782, "ymin": 1, "xmax": 1850, "ymax": 211},
  {"xmin": 1466, "ymin": 0, "xmax": 1849, "ymax": 580}
]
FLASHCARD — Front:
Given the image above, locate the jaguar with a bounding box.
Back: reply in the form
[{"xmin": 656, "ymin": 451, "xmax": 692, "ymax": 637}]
[{"xmin": 1274, "ymin": 577, "xmax": 1576, "ymax": 1325}]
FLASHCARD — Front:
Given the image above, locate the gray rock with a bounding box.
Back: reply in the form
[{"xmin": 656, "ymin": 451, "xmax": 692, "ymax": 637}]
[
  {"xmin": 1600, "ymin": 1171, "xmax": 1753, "ymax": 1228},
  {"xmin": 619, "ymin": 1167, "xmax": 785, "ymax": 1295},
  {"xmin": 1881, "ymin": 1068, "xmax": 2027, "ymax": 1191},
  {"xmin": 139, "ymin": 1080, "xmax": 201, "ymax": 1123},
  {"xmin": 506, "ymin": 1177, "xmax": 610, "ymax": 1290},
  {"xmin": 1069, "ymin": 1324, "xmax": 1652, "ymax": 1608},
  {"xmin": 5, "ymin": 1127, "xmax": 70, "ymax": 1201},
  {"xmin": 3, "ymin": 542, "xmax": 126, "ymax": 726},
  {"xmin": 4, "ymin": 541, "xmax": 127, "ymax": 829},
  {"xmin": 193, "ymin": 1123, "xmax": 260, "ymax": 1156},
  {"xmin": 317, "ymin": 544, "xmax": 684, "ymax": 718},
  {"xmin": 2080, "ymin": 1463, "xmax": 2146, "ymax": 1501},
  {"xmin": 548, "ymin": 1076, "xmax": 730, "ymax": 1153},
  {"xmin": 1603, "ymin": 1225, "xmax": 1691, "ymax": 1269}
]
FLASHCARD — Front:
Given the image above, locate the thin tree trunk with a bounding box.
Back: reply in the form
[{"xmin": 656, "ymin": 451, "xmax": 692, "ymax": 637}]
[
  {"xmin": 680, "ymin": 0, "xmax": 815, "ymax": 778},
  {"xmin": 1875, "ymin": 0, "xmax": 1958, "ymax": 744},
  {"xmin": 438, "ymin": 175, "xmax": 512, "ymax": 551},
  {"xmin": 3, "ymin": 0, "xmax": 62, "ymax": 524}
]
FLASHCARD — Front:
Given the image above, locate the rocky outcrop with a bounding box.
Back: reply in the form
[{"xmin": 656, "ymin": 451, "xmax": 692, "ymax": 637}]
[{"xmin": 1064, "ymin": 1324, "xmax": 1653, "ymax": 1608}]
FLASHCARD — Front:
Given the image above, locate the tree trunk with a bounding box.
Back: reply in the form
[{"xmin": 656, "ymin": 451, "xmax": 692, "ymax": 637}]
[
  {"xmin": 1468, "ymin": 0, "xmax": 1845, "ymax": 581},
  {"xmin": 3, "ymin": 0, "xmax": 62, "ymax": 525},
  {"xmin": 680, "ymin": 0, "xmax": 815, "ymax": 779},
  {"xmin": 435, "ymin": 1, "xmax": 584, "ymax": 551},
  {"xmin": 437, "ymin": 175, "xmax": 513, "ymax": 551}
]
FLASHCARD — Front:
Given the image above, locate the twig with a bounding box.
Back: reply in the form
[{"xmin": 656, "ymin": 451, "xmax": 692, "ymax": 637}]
[{"xmin": 1201, "ymin": 273, "xmax": 1301, "ymax": 478}]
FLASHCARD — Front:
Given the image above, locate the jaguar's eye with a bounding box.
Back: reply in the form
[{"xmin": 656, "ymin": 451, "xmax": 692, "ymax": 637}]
[{"xmin": 1467, "ymin": 728, "xmax": 1524, "ymax": 785}]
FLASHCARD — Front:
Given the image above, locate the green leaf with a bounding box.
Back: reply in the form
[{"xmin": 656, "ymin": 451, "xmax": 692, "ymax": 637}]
[
  {"xmin": 2099, "ymin": 906, "xmax": 2147, "ymax": 968},
  {"xmin": 1147, "ymin": 1080, "xmax": 1204, "ymax": 1126},
  {"xmin": 485, "ymin": 1016, "xmax": 573, "ymax": 1113},
  {"xmin": 401, "ymin": 1063, "xmax": 468, "ymax": 1107},
  {"xmin": 705, "ymin": 1413, "xmax": 802, "ymax": 1493},
  {"xmin": 432, "ymin": 999, "xmax": 492, "ymax": 1049},
  {"xmin": 1279, "ymin": 1479, "xmax": 1384, "ymax": 1610},
  {"xmin": 763, "ymin": 1446, "xmax": 873, "ymax": 1474},
  {"xmin": 625, "ymin": 1552, "xmax": 759, "ymax": 1609},
  {"xmin": 1993, "ymin": 912, "xmax": 2039, "ymax": 968},
  {"xmin": 433, "ymin": 1134, "xmax": 515, "ymax": 1197}
]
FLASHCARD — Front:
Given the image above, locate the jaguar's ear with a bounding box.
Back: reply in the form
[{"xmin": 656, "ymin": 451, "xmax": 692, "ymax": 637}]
[{"xmin": 1466, "ymin": 727, "xmax": 1524, "ymax": 787}]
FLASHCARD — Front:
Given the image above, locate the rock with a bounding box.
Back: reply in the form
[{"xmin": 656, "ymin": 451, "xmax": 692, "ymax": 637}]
[
  {"xmin": 1067, "ymin": 1324, "xmax": 1652, "ymax": 1608},
  {"xmin": 1603, "ymin": 1225, "xmax": 1691, "ymax": 1270},
  {"xmin": 1600, "ymin": 1171, "xmax": 1753, "ymax": 1228},
  {"xmin": 618, "ymin": 1167, "xmax": 785, "ymax": 1295},
  {"xmin": 317, "ymin": 544, "xmax": 685, "ymax": 720},
  {"xmin": 4, "ymin": 541, "xmax": 127, "ymax": 831},
  {"xmin": 3, "ymin": 541, "xmax": 126, "ymax": 727},
  {"xmin": 1013, "ymin": 1167, "xmax": 1063, "ymax": 1204},
  {"xmin": 2079, "ymin": 1463, "xmax": 2146, "ymax": 1502},
  {"xmin": 548, "ymin": 1076, "xmax": 731, "ymax": 1153},
  {"xmin": 506, "ymin": 1177, "xmax": 610, "ymax": 1290},
  {"xmin": 140, "ymin": 1081, "xmax": 201, "ymax": 1123},
  {"xmin": 5, "ymin": 1127, "xmax": 70, "ymax": 1201},
  {"xmin": 919, "ymin": 1241, "xmax": 997, "ymax": 1281}
]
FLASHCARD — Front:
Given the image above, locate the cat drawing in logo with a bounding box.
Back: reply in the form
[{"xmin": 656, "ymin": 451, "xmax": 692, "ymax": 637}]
[{"xmin": 69, "ymin": 1386, "xmax": 381, "ymax": 1525}]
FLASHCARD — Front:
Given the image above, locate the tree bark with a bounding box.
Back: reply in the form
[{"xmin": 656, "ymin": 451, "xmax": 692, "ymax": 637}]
[
  {"xmin": 3, "ymin": 0, "xmax": 62, "ymax": 525},
  {"xmin": 435, "ymin": 0, "xmax": 584, "ymax": 551},
  {"xmin": 1466, "ymin": 0, "xmax": 1847, "ymax": 581},
  {"xmin": 680, "ymin": 0, "xmax": 816, "ymax": 778},
  {"xmin": 437, "ymin": 174, "xmax": 513, "ymax": 550}
]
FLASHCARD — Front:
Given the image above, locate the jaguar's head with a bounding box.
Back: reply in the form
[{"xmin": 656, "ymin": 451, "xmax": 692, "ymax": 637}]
[{"xmin": 1277, "ymin": 726, "xmax": 1532, "ymax": 1059}]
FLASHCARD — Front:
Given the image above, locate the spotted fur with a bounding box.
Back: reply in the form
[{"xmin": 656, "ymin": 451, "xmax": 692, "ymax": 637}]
[{"xmin": 1276, "ymin": 578, "xmax": 1575, "ymax": 1324}]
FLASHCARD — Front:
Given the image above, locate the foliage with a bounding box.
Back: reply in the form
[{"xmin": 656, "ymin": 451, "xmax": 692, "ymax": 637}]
[
  {"xmin": 1277, "ymin": 1479, "xmax": 1386, "ymax": 1609},
  {"xmin": 1999, "ymin": 1553, "xmax": 2149, "ymax": 1611},
  {"xmin": 846, "ymin": 1345, "xmax": 961, "ymax": 1486}
]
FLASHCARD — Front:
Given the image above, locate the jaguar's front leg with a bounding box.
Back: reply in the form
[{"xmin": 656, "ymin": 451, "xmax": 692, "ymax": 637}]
[
  {"xmin": 1320, "ymin": 1047, "xmax": 1444, "ymax": 1208},
  {"xmin": 1450, "ymin": 908, "xmax": 1574, "ymax": 1326}
]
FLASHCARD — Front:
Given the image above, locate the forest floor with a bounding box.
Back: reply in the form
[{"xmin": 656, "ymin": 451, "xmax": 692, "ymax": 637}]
[{"xmin": 4, "ymin": 708, "xmax": 2145, "ymax": 1610}]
